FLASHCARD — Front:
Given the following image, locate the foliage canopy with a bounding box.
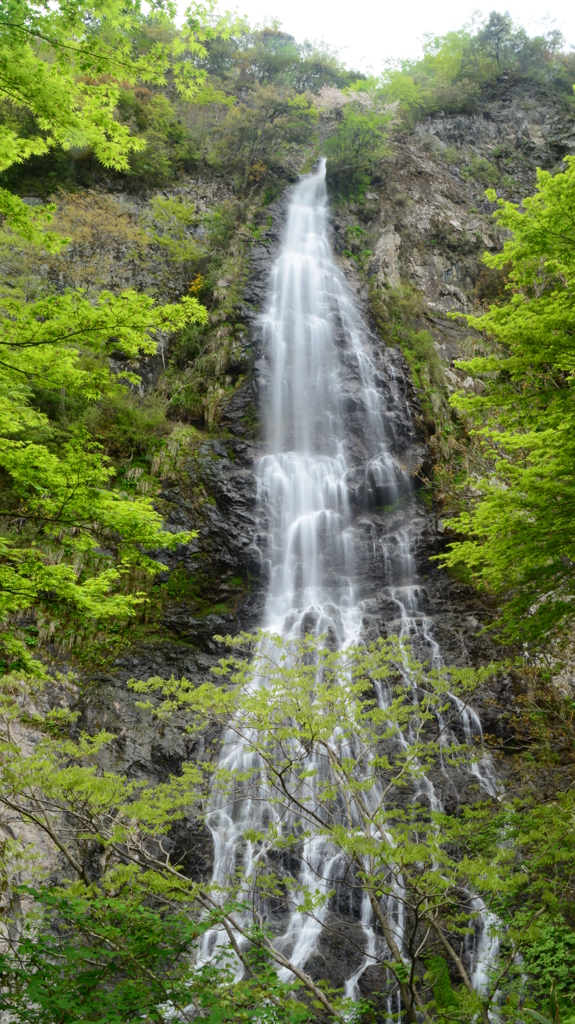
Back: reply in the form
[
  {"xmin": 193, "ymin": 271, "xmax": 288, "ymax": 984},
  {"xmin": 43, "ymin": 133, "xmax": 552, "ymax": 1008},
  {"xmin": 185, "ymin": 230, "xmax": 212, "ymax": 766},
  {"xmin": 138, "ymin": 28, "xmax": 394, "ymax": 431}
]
[{"xmin": 0, "ymin": 0, "xmax": 233, "ymax": 241}]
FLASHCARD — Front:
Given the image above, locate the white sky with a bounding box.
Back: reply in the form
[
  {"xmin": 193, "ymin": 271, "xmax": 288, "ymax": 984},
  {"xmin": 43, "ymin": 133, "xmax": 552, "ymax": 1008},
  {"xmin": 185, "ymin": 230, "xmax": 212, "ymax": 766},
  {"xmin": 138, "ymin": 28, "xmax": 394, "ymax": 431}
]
[{"xmin": 214, "ymin": 0, "xmax": 575, "ymax": 74}]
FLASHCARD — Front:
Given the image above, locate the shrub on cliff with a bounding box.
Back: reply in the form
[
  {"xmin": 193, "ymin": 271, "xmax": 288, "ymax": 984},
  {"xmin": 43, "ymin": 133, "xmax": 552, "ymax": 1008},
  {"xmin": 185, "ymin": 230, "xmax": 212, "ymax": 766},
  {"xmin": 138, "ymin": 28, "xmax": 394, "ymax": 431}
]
[
  {"xmin": 215, "ymin": 86, "xmax": 319, "ymax": 193},
  {"xmin": 325, "ymin": 95, "xmax": 393, "ymax": 198}
]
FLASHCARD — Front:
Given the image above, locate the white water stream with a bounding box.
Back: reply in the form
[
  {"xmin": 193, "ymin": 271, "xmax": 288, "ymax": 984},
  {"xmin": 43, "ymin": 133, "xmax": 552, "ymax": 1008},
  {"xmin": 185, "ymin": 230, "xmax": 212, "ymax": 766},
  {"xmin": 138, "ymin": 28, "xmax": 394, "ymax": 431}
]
[{"xmin": 198, "ymin": 161, "xmax": 499, "ymax": 1003}]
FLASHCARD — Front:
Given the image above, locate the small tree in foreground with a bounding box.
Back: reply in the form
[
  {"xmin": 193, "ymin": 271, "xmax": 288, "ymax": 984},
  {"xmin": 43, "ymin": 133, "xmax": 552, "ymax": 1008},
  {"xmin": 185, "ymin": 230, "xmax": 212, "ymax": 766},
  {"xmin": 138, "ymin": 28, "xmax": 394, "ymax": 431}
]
[{"xmin": 1, "ymin": 634, "xmax": 574, "ymax": 1021}]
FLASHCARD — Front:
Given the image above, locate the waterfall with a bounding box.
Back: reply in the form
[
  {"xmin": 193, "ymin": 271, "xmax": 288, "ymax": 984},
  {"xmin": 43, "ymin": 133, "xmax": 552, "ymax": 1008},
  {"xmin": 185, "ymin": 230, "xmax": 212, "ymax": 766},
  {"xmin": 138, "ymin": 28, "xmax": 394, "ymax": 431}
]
[{"xmin": 198, "ymin": 160, "xmax": 498, "ymax": 999}]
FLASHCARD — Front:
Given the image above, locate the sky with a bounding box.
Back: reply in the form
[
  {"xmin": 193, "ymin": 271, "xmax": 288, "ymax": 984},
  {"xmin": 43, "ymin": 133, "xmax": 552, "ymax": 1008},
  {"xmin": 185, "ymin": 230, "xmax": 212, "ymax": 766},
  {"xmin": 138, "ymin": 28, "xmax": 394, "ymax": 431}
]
[{"xmin": 215, "ymin": 0, "xmax": 575, "ymax": 74}]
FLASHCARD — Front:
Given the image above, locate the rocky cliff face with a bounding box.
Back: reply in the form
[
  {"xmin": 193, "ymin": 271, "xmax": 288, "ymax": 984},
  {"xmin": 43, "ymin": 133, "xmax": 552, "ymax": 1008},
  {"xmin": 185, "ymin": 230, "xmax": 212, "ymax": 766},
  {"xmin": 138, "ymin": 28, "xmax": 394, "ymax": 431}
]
[
  {"xmin": 77, "ymin": 73, "xmax": 575, "ymax": 916},
  {"xmin": 375, "ymin": 77, "xmax": 574, "ymax": 307}
]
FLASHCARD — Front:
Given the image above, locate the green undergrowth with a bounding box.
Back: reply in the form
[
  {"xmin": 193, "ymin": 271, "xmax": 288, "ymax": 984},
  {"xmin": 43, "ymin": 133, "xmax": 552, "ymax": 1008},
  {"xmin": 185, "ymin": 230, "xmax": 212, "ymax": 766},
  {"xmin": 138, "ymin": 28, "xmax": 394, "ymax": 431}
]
[
  {"xmin": 367, "ymin": 277, "xmax": 451, "ymax": 434},
  {"xmin": 68, "ymin": 567, "xmax": 251, "ymax": 675},
  {"xmin": 356, "ymin": 253, "xmax": 482, "ymax": 515},
  {"xmin": 158, "ymin": 566, "xmax": 248, "ymax": 616},
  {"xmin": 426, "ymin": 956, "xmax": 459, "ymax": 1012}
]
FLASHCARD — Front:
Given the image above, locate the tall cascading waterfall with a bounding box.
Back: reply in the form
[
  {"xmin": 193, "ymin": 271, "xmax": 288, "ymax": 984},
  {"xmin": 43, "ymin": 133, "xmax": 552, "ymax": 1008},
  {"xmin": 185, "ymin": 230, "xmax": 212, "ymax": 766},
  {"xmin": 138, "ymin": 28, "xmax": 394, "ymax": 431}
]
[{"xmin": 199, "ymin": 161, "xmax": 499, "ymax": 999}]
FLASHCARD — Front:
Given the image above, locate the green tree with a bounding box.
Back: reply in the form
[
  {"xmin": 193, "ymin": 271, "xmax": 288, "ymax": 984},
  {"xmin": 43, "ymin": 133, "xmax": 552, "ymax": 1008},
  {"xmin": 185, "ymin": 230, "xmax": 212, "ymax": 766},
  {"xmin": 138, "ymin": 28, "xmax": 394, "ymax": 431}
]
[
  {"xmin": 0, "ymin": 1, "xmax": 228, "ymax": 661},
  {"xmin": 0, "ymin": 886, "xmax": 305, "ymax": 1024},
  {"xmin": 0, "ymin": 288, "xmax": 207, "ymax": 643},
  {"xmin": 438, "ymin": 156, "xmax": 575, "ymax": 643},
  {"xmin": 2, "ymin": 633, "xmax": 575, "ymax": 1022},
  {"xmin": 0, "ymin": 646, "xmax": 340, "ymax": 1021},
  {"xmin": 138, "ymin": 632, "xmax": 554, "ymax": 1024},
  {"xmin": 325, "ymin": 96, "xmax": 392, "ymax": 197},
  {"xmin": 476, "ymin": 11, "xmax": 515, "ymax": 68},
  {"xmin": 216, "ymin": 85, "xmax": 318, "ymax": 191},
  {"xmin": 0, "ymin": 0, "xmax": 230, "ymax": 243},
  {"xmin": 202, "ymin": 23, "xmax": 358, "ymax": 96}
]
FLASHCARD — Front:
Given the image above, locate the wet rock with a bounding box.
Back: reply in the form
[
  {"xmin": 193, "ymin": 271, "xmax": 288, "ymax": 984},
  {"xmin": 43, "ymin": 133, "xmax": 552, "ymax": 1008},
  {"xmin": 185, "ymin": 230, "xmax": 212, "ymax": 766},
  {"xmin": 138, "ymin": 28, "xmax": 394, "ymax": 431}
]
[
  {"xmin": 164, "ymin": 610, "xmax": 237, "ymax": 652},
  {"xmin": 369, "ymin": 224, "xmax": 401, "ymax": 288}
]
